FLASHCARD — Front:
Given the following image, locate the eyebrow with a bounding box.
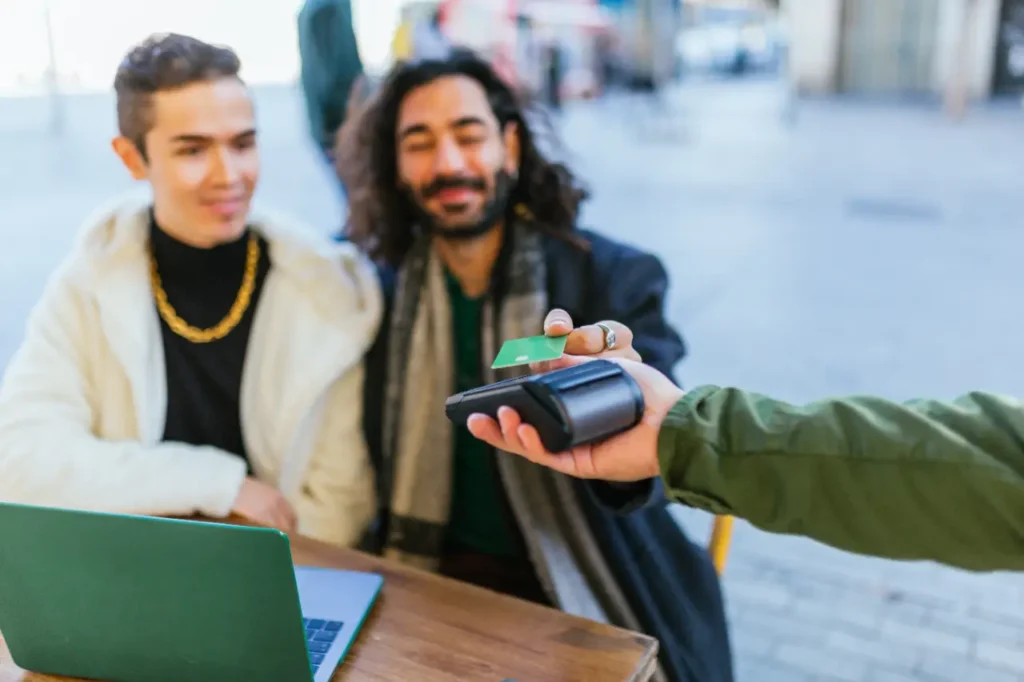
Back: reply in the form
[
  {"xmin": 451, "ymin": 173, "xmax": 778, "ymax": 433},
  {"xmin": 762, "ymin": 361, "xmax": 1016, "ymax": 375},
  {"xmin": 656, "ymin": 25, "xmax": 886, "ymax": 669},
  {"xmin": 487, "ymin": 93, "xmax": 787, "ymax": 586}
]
[
  {"xmin": 451, "ymin": 116, "xmax": 487, "ymax": 130},
  {"xmin": 397, "ymin": 123, "xmax": 430, "ymax": 141},
  {"xmin": 170, "ymin": 129, "xmax": 257, "ymax": 144},
  {"xmin": 397, "ymin": 116, "xmax": 489, "ymax": 142}
]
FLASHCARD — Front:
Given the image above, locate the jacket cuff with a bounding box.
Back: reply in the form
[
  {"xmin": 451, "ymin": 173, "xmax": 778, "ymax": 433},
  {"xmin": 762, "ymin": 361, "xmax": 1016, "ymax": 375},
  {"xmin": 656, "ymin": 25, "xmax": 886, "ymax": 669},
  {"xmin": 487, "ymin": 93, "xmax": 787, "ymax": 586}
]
[
  {"xmin": 657, "ymin": 385, "xmax": 719, "ymax": 501},
  {"xmin": 586, "ymin": 478, "xmax": 664, "ymax": 515}
]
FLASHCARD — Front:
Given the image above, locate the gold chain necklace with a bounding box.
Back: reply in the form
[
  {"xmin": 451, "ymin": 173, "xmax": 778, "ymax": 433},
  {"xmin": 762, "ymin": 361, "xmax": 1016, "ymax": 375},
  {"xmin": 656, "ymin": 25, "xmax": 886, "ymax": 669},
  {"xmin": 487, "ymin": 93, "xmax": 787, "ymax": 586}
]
[{"xmin": 149, "ymin": 234, "xmax": 260, "ymax": 344}]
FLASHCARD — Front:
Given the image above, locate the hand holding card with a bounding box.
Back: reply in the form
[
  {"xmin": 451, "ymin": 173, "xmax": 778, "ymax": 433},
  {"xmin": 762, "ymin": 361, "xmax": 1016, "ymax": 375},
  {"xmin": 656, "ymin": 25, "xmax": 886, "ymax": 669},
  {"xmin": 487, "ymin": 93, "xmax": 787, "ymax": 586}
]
[
  {"xmin": 490, "ymin": 311, "xmax": 640, "ymax": 372},
  {"xmin": 541, "ymin": 309, "xmax": 641, "ymax": 364}
]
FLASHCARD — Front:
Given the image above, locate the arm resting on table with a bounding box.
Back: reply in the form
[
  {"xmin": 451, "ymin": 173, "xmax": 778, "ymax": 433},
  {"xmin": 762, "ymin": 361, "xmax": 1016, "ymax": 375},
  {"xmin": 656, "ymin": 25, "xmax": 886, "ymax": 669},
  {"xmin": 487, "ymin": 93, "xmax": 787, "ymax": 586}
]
[{"xmin": 0, "ymin": 267, "xmax": 246, "ymax": 517}]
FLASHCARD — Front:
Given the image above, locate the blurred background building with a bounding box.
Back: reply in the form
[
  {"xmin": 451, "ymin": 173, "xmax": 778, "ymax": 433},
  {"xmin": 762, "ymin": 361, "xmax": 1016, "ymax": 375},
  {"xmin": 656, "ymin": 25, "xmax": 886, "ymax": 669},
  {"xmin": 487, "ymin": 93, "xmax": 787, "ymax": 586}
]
[
  {"xmin": 675, "ymin": 0, "xmax": 786, "ymax": 78},
  {"xmin": 5, "ymin": 0, "xmax": 1020, "ymax": 106},
  {"xmin": 784, "ymin": 0, "xmax": 1024, "ymax": 100}
]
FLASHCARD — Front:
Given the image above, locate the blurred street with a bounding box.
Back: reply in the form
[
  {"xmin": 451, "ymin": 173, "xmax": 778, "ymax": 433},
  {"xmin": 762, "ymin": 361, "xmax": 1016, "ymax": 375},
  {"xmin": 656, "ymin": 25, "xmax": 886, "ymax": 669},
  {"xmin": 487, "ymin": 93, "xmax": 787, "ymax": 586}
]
[{"xmin": 2, "ymin": 79, "xmax": 1024, "ymax": 681}]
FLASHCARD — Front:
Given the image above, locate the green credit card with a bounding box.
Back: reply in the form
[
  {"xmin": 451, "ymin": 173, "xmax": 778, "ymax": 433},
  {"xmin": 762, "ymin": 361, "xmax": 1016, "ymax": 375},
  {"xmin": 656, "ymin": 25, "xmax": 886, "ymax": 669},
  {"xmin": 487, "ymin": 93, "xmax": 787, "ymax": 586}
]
[{"xmin": 491, "ymin": 335, "xmax": 568, "ymax": 369}]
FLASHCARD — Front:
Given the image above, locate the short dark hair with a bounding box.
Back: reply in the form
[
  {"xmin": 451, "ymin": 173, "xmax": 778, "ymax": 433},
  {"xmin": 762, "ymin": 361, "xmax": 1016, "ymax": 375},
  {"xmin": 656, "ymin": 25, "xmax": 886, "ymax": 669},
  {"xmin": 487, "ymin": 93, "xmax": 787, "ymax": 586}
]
[
  {"xmin": 114, "ymin": 33, "xmax": 242, "ymax": 157},
  {"xmin": 337, "ymin": 48, "xmax": 589, "ymax": 266}
]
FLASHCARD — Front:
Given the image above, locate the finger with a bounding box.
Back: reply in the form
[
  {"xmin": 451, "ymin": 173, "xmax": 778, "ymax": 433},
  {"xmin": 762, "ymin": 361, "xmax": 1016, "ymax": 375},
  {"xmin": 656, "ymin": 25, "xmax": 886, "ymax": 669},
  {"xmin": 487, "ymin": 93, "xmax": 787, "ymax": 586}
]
[
  {"xmin": 516, "ymin": 425, "xmax": 586, "ymax": 477},
  {"xmin": 467, "ymin": 414, "xmax": 504, "ymax": 444},
  {"xmin": 269, "ymin": 512, "xmax": 292, "ymax": 533},
  {"xmin": 516, "ymin": 423, "xmax": 565, "ymax": 460},
  {"xmin": 600, "ymin": 320, "xmax": 635, "ymax": 350},
  {"xmin": 267, "ymin": 506, "xmax": 291, "ymax": 533},
  {"xmin": 571, "ymin": 445, "xmax": 599, "ymax": 478},
  {"xmin": 281, "ymin": 502, "xmax": 298, "ymax": 534},
  {"xmin": 543, "ymin": 308, "xmax": 574, "ymax": 337},
  {"xmin": 596, "ymin": 346, "xmax": 642, "ymax": 362},
  {"xmin": 565, "ymin": 320, "xmax": 635, "ymax": 356},
  {"xmin": 251, "ymin": 512, "xmax": 277, "ymax": 530},
  {"xmin": 563, "ymin": 324, "xmax": 605, "ymax": 355},
  {"xmin": 529, "ymin": 354, "xmax": 594, "ymax": 374},
  {"xmin": 497, "ymin": 406, "xmax": 525, "ymax": 451},
  {"xmin": 518, "ymin": 422, "xmax": 598, "ymax": 479}
]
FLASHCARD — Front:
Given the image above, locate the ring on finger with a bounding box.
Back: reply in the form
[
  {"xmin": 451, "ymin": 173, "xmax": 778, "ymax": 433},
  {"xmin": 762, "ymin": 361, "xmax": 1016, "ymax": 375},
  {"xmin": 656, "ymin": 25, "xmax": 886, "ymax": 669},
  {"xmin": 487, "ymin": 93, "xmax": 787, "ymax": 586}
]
[{"xmin": 596, "ymin": 322, "xmax": 617, "ymax": 350}]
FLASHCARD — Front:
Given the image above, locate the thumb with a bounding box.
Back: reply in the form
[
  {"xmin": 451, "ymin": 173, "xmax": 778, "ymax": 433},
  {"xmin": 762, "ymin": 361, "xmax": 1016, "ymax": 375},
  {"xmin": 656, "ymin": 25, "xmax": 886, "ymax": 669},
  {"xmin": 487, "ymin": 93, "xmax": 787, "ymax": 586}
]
[{"xmin": 543, "ymin": 308, "xmax": 573, "ymax": 336}]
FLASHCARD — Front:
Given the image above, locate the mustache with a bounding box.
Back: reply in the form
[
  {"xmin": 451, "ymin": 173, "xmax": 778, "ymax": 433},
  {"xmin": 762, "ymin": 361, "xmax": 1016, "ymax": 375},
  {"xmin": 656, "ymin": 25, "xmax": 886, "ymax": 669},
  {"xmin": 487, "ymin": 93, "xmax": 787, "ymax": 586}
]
[{"xmin": 420, "ymin": 175, "xmax": 487, "ymax": 199}]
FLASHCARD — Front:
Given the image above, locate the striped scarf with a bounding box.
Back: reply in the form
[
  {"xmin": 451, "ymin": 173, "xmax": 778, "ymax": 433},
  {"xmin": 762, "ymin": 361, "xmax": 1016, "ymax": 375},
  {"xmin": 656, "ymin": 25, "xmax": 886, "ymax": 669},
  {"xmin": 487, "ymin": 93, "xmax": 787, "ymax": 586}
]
[{"xmin": 378, "ymin": 222, "xmax": 663, "ymax": 675}]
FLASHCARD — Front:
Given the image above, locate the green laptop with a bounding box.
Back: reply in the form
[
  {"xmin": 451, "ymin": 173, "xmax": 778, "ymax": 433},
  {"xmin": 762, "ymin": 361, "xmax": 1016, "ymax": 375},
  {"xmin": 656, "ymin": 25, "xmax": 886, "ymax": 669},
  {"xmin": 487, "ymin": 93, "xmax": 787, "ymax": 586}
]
[{"xmin": 0, "ymin": 501, "xmax": 382, "ymax": 682}]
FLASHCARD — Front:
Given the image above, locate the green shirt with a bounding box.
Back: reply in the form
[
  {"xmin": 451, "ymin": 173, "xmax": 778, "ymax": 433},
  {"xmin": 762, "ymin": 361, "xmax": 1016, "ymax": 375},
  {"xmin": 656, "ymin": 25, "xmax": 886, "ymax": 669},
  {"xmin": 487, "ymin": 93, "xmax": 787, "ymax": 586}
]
[{"xmin": 444, "ymin": 271, "xmax": 522, "ymax": 557}]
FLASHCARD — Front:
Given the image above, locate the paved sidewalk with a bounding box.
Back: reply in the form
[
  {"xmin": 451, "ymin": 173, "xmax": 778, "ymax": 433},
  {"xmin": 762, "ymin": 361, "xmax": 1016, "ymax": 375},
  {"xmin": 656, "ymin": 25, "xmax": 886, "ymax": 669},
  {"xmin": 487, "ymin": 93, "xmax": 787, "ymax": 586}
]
[{"xmin": 2, "ymin": 79, "xmax": 1023, "ymax": 681}]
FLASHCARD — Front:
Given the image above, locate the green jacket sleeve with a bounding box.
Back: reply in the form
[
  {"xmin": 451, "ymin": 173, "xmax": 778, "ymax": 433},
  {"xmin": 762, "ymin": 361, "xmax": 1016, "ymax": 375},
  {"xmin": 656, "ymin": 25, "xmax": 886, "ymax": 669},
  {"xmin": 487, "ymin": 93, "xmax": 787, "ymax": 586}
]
[{"xmin": 657, "ymin": 386, "xmax": 1024, "ymax": 572}]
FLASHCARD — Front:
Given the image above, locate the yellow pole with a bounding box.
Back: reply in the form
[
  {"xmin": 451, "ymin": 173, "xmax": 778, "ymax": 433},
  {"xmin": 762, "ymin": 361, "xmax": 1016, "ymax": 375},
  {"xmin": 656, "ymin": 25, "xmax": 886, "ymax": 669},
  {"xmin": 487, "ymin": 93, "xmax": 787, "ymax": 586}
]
[{"xmin": 709, "ymin": 515, "xmax": 735, "ymax": 575}]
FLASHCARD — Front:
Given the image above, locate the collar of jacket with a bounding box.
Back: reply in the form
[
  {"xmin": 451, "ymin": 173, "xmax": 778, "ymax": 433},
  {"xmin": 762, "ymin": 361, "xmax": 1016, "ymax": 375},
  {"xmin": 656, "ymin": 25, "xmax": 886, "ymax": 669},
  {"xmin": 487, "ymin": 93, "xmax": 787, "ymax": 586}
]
[
  {"xmin": 72, "ymin": 190, "xmax": 379, "ymax": 326},
  {"xmin": 62, "ymin": 190, "xmax": 383, "ymax": 493}
]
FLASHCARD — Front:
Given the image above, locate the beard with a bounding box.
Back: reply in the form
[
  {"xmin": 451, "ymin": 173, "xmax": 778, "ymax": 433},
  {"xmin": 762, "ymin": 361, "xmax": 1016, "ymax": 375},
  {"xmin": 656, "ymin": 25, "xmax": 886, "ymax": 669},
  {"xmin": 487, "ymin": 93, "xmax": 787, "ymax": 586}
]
[{"xmin": 403, "ymin": 170, "xmax": 515, "ymax": 242}]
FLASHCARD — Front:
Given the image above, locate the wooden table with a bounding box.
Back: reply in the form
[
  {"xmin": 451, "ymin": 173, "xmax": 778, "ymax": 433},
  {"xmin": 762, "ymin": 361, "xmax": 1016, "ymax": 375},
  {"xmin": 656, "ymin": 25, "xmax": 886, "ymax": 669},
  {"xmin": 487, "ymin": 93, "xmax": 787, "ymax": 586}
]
[{"xmin": 1, "ymin": 530, "xmax": 658, "ymax": 682}]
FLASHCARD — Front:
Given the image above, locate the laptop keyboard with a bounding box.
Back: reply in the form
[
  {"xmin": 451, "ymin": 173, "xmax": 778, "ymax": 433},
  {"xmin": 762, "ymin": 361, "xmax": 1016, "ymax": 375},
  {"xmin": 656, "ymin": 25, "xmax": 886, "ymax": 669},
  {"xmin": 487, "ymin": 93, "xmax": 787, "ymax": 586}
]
[{"xmin": 304, "ymin": 618, "xmax": 344, "ymax": 674}]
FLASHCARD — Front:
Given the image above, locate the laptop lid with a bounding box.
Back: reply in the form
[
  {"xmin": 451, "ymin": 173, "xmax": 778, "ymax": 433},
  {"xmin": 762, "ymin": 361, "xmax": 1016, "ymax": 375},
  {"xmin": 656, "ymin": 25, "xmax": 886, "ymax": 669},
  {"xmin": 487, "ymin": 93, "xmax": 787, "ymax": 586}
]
[{"xmin": 0, "ymin": 502, "xmax": 314, "ymax": 682}]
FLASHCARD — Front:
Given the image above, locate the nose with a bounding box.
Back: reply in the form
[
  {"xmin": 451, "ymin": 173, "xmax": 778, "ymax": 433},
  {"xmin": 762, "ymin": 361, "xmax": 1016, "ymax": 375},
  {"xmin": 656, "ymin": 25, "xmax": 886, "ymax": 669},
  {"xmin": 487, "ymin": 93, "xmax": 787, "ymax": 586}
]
[
  {"xmin": 434, "ymin": 136, "xmax": 467, "ymax": 175},
  {"xmin": 210, "ymin": 146, "xmax": 241, "ymax": 185}
]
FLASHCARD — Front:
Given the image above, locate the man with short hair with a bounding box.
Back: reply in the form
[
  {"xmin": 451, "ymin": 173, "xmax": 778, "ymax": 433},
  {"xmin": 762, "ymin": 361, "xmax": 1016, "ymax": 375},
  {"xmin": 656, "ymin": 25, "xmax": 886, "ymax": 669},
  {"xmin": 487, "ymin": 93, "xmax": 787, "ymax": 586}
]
[
  {"xmin": 0, "ymin": 33, "xmax": 381, "ymax": 547},
  {"xmin": 339, "ymin": 49, "xmax": 733, "ymax": 682}
]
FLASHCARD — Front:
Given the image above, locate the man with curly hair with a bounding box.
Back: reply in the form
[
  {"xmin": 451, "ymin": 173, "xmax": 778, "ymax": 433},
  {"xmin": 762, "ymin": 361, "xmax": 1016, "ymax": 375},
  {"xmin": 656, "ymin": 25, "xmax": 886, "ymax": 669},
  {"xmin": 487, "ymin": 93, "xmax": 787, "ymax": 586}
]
[{"xmin": 338, "ymin": 49, "xmax": 734, "ymax": 682}]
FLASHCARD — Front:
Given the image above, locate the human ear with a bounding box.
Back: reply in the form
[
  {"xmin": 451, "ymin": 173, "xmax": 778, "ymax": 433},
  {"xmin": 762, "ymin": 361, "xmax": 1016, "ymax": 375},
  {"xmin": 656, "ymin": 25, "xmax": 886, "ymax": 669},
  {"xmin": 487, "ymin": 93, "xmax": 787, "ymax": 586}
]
[{"xmin": 111, "ymin": 136, "xmax": 148, "ymax": 181}]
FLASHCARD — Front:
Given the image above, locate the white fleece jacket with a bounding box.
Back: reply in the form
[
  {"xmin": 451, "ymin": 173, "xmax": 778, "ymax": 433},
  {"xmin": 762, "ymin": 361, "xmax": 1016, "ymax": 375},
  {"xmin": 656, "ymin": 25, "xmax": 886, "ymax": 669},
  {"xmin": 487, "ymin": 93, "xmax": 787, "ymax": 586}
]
[{"xmin": 0, "ymin": 193, "xmax": 382, "ymax": 547}]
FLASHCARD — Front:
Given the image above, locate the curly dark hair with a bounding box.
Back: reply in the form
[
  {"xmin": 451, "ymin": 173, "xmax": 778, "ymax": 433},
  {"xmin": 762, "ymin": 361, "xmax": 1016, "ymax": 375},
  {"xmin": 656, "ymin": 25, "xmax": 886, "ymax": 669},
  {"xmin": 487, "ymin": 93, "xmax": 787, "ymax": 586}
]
[{"xmin": 337, "ymin": 48, "xmax": 589, "ymax": 266}]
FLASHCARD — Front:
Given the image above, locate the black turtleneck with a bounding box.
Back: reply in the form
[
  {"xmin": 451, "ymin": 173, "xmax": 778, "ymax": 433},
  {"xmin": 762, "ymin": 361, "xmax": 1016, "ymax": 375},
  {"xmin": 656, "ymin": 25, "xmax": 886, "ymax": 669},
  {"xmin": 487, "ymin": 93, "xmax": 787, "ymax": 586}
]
[{"xmin": 150, "ymin": 217, "xmax": 272, "ymax": 470}]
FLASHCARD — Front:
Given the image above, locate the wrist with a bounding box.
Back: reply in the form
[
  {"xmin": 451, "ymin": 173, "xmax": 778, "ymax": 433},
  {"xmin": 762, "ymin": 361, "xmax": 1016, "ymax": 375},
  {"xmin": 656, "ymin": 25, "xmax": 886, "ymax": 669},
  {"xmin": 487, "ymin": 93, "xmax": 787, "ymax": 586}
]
[
  {"xmin": 651, "ymin": 387, "xmax": 684, "ymax": 477},
  {"xmin": 651, "ymin": 386, "xmax": 685, "ymax": 429}
]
